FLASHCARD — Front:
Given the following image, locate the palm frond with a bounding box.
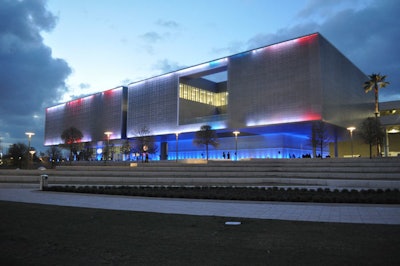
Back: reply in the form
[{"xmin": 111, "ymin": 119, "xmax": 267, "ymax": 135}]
[
  {"xmin": 363, "ymin": 81, "xmax": 373, "ymax": 93},
  {"xmin": 363, "ymin": 73, "xmax": 390, "ymax": 93}
]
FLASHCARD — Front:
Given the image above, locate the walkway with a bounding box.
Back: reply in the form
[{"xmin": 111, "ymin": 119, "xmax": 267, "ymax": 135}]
[{"xmin": 0, "ymin": 184, "xmax": 399, "ymax": 225}]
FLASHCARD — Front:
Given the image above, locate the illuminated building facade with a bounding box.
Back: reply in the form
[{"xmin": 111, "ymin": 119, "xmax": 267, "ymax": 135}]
[
  {"xmin": 45, "ymin": 87, "xmax": 127, "ymax": 159},
  {"xmin": 45, "ymin": 33, "xmax": 374, "ymax": 160},
  {"xmin": 380, "ymin": 101, "xmax": 400, "ymax": 156}
]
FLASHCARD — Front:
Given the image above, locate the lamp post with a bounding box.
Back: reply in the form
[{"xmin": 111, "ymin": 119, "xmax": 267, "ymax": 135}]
[
  {"xmin": 104, "ymin": 131, "xmax": 112, "ymax": 161},
  {"xmin": 25, "ymin": 132, "xmax": 35, "ymax": 167},
  {"xmin": 25, "ymin": 132, "xmax": 35, "ymax": 163},
  {"xmin": 347, "ymin": 127, "xmax": 356, "ymax": 158},
  {"xmin": 25, "ymin": 132, "xmax": 35, "ymax": 151},
  {"xmin": 175, "ymin": 132, "xmax": 179, "ymax": 162},
  {"xmin": 233, "ymin": 130, "xmax": 240, "ymax": 161}
]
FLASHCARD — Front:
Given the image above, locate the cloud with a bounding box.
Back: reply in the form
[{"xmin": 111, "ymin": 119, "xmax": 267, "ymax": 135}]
[
  {"xmin": 139, "ymin": 20, "xmax": 180, "ymax": 55},
  {"xmin": 121, "ymin": 78, "xmax": 134, "ymax": 85},
  {"xmin": 0, "ymin": 0, "xmax": 71, "ymax": 151},
  {"xmin": 79, "ymin": 83, "xmax": 91, "ymax": 89},
  {"xmin": 139, "ymin": 31, "xmax": 165, "ymax": 54},
  {"xmin": 156, "ymin": 19, "xmax": 179, "ymax": 28},
  {"xmin": 0, "ymin": 0, "xmax": 57, "ymax": 42},
  {"xmin": 245, "ymin": 0, "xmax": 400, "ymax": 101},
  {"xmin": 140, "ymin": 31, "xmax": 163, "ymax": 43},
  {"xmin": 152, "ymin": 59, "xmax": 187, "ymax": 74},
  {"xmin": 297, "ymin": 0, "xmax": 360, "ymax": 20},
  {"xmin": 211, "ymin": 41, "xmax": 246, "ymax": 56}
]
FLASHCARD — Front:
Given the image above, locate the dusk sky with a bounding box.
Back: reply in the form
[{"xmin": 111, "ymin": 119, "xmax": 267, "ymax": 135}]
[{"xmin": 0, "ymin": 0, "xmax": 399, "ymax": 153}]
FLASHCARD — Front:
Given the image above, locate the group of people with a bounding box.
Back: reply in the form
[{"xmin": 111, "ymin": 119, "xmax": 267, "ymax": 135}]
[{"xmin": 222, "ymin": 152, "xmax": 231, "ymax": 159}]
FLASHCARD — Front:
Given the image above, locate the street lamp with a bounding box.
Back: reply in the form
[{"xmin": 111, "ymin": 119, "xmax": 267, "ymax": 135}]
[
  {"xmin": 104, "ymin": 131, "xmax": 112, "ymax": 161},
  {"xmin": 175, "ymin": 132, "xmax": 179, "ymax": 162},
  {"xmin": 25, "ymin": 132, "xmax": 35, "ymax": 151},
  {"xmin": 347, "ymin": 127, "xmax": 356, "ymax": 158},
  {"xmin": 233, "ymin": 130, "xmax": 240, "ymax": 161},
  {"xmin": 29, "ymin": 150, "xmax": 36, "ymax": 157}
]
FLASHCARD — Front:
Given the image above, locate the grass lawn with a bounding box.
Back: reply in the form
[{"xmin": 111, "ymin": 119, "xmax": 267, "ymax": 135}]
[{"xmin": 1, "ymin": 201, "xmax": 399, "ymax": 266}]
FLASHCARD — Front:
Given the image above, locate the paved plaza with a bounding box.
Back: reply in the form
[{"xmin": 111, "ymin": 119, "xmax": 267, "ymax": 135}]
[{"xmin": 1, "ymin": 183, "xmax": 399, "ymax": 225}]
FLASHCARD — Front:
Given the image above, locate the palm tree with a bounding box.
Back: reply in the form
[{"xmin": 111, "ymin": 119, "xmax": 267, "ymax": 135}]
[
  {"xmin": 61, "ymin": 126, "xmax": 83, "ymax": 162},
  {"xmin": 193, "ymin": 125, "xmax": 219, "ymax": 160},
  {"xmin": 363, "ymin": 73, "xmax": 390, "ymax": 118}
]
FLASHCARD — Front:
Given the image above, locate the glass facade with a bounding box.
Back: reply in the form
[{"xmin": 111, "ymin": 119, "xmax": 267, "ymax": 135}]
[{"xmin": 179, "ymin": 83, "xmax": 228, "ymax": 106}]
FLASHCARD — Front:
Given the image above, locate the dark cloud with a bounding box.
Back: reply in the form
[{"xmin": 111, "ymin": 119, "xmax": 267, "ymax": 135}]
[
  {"xmin": 0, "ymin": 0, "xmax": 56, "ymax": 42},
  {"xmin": 246, "ymin": 0, "xmax": 400, "ymax": 101},
  {"xmin": 0, "ymin": 0, "xmax": 71, "ymax": 151}
]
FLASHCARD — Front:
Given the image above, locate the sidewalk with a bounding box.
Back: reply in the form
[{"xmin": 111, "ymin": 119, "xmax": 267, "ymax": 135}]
[{"xmin": 0, "ymin": 184, "xmax": 399, "ymax": 225}]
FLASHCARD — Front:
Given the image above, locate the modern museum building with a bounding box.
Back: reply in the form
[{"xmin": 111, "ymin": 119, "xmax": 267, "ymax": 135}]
[{"xmin": 44, "ymin": 33, "xmax": 379, "ymax": 161}]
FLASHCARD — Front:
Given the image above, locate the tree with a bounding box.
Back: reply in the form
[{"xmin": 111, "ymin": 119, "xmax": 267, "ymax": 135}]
[
  {"xmin": 60, "ymin": 127, "xmax": 83, "ymax": 161},
  {"xmin": 121, "ymin": 139, "xmax": 132, "ymax": 160},
  {"xmin": 310, "ymin": 121, "xmax": 331, "ymax": 158},
  {"xmin": 103, "ymin": 137, "xmax": 113, "ymax": 161},
  {"xmin": 46, "ymin": 146, "xmax": 62, "ymax": 167},
  {"xmin": 363, "ymin": 73, "xmax": 390, "ymax": 118},
  {"xmin": 46, "ymin": 146, "xmax": 62, "ymax": 162},
  {"xmin": 358, "ymin": 117, "xmax": 385, "ymax": 158},
  {"xmin": 132, "ymin": 126, "xmax": 158, "ymax": 162},
  {"xmin": 193, "ymin": 125, "xmax": 219, "ymax": 160},
  {"xmin": 81, "ymin": 142, "xmax": 94, "ymax": 161},
  {"xmin": 7, "ymin": 143, "xmax": 28, "ymax": 168}
]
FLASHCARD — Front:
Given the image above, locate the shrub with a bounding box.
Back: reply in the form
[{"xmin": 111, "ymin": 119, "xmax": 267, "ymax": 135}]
[{"xmin": 44, "ymin": 185, "xmax": 400, "ymax": 204}]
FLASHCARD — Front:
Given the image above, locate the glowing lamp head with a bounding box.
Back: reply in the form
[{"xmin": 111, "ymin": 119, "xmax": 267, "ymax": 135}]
[
  {"xmin": 233, "ymin": 130, "xmax": 240, "ymax": 137},
  {"xmin": 104, "ymin": 131, "xmax": 113, "ymax": 138},
  {"xmin": 346, "ymin": 127, "xmax": 356, "ymax": 133},
  {"xmin": 25, "ymin": 132, "xmax": 35, "ymax": 138}
]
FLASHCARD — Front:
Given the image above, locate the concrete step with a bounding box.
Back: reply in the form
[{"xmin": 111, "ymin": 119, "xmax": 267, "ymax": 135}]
[
  {"xmin": 1, "ymin": 170, "xmax": 399, "ymax": 181},
  {"xmin": 1, "ymin": 158, "xmax": 399, "ymax": 189},
  {"xmin": 2, "ymin": 167, "xmax": 399, "ymax": 178},
  {"xmin": 1, "ymin": 175, "xmax": 399, "ymax": 189},
  {"xmin": 49, "ymin": 168, "xmax": 399, "ymax": 174}
]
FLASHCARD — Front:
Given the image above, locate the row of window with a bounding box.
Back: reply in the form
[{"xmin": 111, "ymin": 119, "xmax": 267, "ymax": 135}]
[{"xmin": 179, "ymin": 83, "xmax": 228, "ymax": 106}]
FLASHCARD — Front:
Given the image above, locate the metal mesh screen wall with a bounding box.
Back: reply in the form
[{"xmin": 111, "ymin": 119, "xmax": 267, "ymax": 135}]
[{"xmin": 44, "ymin": 87, "xmax": 125, "ymax": 145}]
